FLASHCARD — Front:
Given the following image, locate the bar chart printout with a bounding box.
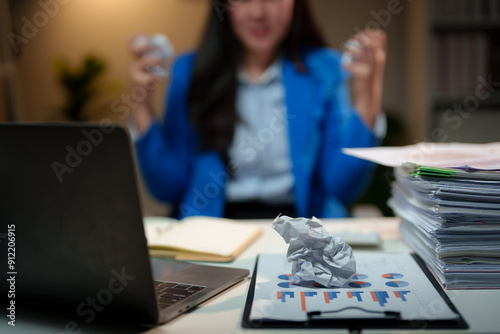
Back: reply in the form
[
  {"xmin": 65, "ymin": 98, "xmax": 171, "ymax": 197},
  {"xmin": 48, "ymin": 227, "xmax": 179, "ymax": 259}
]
[{"xmin": 249, "ymin": 253, "xmax": 460, "ymax": 322}]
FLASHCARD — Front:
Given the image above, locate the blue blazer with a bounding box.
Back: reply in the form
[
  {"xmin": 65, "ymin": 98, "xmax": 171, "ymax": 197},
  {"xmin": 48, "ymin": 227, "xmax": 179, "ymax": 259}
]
[{"xmin": 135, "ymin": 48, "xmax": 377, "ymax": 219}]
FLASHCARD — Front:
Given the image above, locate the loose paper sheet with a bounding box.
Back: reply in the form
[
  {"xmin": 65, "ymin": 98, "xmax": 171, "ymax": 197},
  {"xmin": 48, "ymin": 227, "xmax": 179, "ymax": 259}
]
[
  {"xmin": 249, "ymin": 253, "xmax": 459, "ymax": 322},
  {"xmin": 343, "ymin": 142, "xmax": 500, "ymax": 170}
]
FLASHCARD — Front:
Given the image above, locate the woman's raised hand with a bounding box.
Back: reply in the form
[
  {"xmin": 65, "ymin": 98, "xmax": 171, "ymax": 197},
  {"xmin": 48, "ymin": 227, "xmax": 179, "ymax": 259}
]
[
  {"xmin": 128, "ymin": 34, "xmax": 173, "ymax": 134},
  {"xmin": 342, "ymin": 29, "xmax": 387, "ymax": 128}
]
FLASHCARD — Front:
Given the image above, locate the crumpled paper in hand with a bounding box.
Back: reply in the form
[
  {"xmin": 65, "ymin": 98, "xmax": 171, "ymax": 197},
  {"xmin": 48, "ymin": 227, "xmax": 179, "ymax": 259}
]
[{"xmin": 272, "ymin": 215, "xmax": 356, "ymax": 287}]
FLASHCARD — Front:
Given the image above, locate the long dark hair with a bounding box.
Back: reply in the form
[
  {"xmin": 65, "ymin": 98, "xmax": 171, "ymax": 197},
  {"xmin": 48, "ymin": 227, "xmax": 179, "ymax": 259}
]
[{"xmin": 188, "ymin": 0, "xmax": 327, "ymax": 166}]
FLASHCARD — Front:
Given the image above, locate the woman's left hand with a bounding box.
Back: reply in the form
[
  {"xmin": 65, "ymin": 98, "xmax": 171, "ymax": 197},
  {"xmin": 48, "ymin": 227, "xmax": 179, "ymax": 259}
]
[{"xmin": 342, "ymin": 29, "xmax": 387, "ymax": 128}]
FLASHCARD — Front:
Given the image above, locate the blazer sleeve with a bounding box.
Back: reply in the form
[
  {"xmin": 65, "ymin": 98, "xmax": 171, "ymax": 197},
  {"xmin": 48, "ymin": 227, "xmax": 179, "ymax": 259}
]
[
  {"xmin": 134, "ymin": 54, "xmax": 195, "ymax": 204},
  {"xmin": 314, "ymin": 49, "xmax": 379, "ymax": 204}
]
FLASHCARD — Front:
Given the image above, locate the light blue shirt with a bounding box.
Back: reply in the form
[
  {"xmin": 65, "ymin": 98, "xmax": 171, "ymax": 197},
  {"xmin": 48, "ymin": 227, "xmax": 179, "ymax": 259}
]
[
  {"xmin": 225, "ymin": 57, "xmax": 295, "ymax": 204},
  {"xmin": 224, "ymin": 57, "xmax": 387, "ymax": 205}
]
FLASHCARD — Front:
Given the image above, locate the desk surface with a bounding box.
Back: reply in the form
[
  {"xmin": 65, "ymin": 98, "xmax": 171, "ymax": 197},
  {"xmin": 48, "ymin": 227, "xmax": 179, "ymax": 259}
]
[{"xmin": 3, "ymin": 217, "xmax": 499, "ymax": 333}]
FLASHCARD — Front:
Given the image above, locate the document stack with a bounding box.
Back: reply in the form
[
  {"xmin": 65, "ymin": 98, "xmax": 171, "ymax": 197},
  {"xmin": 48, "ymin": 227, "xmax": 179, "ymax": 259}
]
[
  {"xmin": 388, "ymin": 164, "xmax": 500, "ymax": 289},
  {"xmin": 343, "ymin": 142, "xmax": 500, "ymax": 289}
]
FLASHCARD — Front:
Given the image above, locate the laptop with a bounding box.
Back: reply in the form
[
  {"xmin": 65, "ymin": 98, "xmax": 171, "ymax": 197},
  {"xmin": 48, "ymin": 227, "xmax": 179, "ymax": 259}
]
[{"xmin": 0, "ymin": 123, "xmax": 249, "ymax": 325}]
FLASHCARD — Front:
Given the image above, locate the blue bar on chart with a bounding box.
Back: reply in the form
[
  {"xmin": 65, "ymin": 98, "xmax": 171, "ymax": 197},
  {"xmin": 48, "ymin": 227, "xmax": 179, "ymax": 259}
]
[
  {"xmin": 323, "ymin": 291, "xmax": 340, "ymax": 303},
  {"xmin": 277, "ymin": 291, "xmax": 295, "ymax": 302},
  {"xmin": 300, "ymin": 291, "xmax": 317, "ymax": 311},
  {"xmin": 394, "ymin": 290, "xmax": 411, "ymax": 301},
  {"xmin": 347, "ymin": 291, "xmax": 364, "ymax": 302},
  {"xmin": 370, "ymin": 291, "xmax": 390, "ymax": 307}
]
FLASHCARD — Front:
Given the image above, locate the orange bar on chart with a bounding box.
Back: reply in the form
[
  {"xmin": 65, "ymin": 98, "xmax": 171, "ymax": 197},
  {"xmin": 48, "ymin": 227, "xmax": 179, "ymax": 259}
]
[{"xmin": 300, "ymin": 292, "xmax": 306, "ymax": 311}]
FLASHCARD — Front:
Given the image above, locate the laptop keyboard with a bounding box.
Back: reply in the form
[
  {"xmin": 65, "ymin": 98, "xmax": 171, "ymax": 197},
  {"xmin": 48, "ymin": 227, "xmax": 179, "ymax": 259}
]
[{"xmin": 154, "ymin": 280, "xmax": 206, "ymax": 309}]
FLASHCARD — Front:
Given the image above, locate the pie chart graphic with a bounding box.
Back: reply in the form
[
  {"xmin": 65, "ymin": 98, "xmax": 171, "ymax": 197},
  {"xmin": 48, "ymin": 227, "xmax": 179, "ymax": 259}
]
[
  {"xmin": 382, "ymin": 273, "xmax": 404, "ymax": 279},
  {"xmin": 385, "ymin": 280, "xmax": 409, "ymax": 288},
  {"xmin": 352, "ymin": 274, "xmax": 369, "ymax": 280},
  {"xmin": 277, "ymin": 274, "xmax": 298, "ymax": 288},
  {"xmin": 348, "ymin": 281, "xmax": 372, "ymax": 288},
  {"xmin": 313, "ymin": 282, "xmax": 326, "ymax": 288},
  {"xmin": 278, "ymin": 274, "xmax": 291, "ymax": 280}
]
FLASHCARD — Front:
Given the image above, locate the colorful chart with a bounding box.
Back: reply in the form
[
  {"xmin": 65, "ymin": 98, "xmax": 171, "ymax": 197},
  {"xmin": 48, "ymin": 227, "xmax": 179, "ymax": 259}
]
[
  {"xmin": 276, "ymin": 289, "xmax": 413, "ymax": 310},
  {"xmin": 382, "ymin": 273, "xmax": 404, "ymax": 279},
  {"xmin": 251, "ymin": 253, "xmax": 461, "ymax": 322},
  {"xmin": 352, "ymin": 273, "xmax": 369, "ymax": 280},
  {"xmin": 385, "ymin": 281, "xmax": 409, "ymax": 288},
  {"xmin": 274, "ymin": 265, "xmax": 410, "ymax": 311},
  {"xmin": 348, "ymin": 281, "xmax": 372, "ymax": 288}
]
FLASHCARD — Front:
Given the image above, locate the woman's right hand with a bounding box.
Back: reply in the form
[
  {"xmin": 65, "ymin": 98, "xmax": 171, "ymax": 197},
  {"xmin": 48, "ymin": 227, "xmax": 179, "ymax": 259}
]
[
  {"xmin": 342, "ymin": 29, "xmax": 387, "ymax": 129},
  {"xmin": 128, "ymin": 34, "xmax": 170, "ymax": 134}
]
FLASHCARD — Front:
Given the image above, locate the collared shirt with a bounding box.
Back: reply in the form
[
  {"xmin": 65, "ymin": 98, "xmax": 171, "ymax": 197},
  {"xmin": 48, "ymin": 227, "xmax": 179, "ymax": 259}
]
[{"xmin": 225, "ymin": 57, "xmax": 295, "ymax": 204}]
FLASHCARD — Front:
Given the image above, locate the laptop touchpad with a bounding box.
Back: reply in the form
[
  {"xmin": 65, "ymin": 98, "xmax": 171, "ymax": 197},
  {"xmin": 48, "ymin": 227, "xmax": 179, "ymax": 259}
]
[{"xmin": 151, "ymin": 258, "xmax": 193, "ymax": 279}]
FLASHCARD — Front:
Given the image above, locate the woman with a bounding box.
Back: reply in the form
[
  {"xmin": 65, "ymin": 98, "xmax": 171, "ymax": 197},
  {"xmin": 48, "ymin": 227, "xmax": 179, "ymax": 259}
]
[{"xmin": 129, "ymin": 0, "xmax": 387, "ymax": 219}]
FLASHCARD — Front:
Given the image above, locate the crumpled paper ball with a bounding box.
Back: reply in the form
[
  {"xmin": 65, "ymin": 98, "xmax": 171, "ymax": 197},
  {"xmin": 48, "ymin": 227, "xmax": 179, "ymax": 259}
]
[{"xmin": 272, "ymin": 215, "xmax": 356, "ymax": 287}]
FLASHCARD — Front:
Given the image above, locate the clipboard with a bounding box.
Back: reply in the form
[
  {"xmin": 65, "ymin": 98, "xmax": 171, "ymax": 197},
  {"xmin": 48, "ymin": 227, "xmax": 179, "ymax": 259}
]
[{"xmin": 242, "ymin": 253, "xmax": 468, "ymax": 331}]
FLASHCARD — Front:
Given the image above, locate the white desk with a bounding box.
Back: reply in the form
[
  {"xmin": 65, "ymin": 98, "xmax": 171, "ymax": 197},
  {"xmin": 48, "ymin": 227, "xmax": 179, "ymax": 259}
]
[
  {"xmin": 3, "ymin": 217, "xmax": 499, "ymax": 333},
  {"xmin": 153, "ymin": 217, "xmax": 500, "ymax": 334}
]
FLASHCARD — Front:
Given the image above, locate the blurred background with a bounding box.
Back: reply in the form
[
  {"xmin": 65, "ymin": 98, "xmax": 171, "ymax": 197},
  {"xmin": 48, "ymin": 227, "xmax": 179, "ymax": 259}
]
[{"xmin": 1, "ymin": 0, "xmax": 499, "ymax": 217}]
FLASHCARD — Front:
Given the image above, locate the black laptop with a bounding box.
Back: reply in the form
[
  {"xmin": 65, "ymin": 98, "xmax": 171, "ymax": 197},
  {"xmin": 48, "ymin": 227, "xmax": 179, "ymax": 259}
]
[{"xmin": 0, "ymin": 123, "xmax": 249, "ymax": 325}]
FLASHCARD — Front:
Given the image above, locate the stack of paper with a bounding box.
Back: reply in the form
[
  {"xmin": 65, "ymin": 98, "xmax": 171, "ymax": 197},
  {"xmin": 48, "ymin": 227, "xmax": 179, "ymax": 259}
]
[
  {"xmin": 389, "ymin": 164, "xmax": 500, "ymax": 289},
  {"xmin": 343, "ymin": 142, "xmax": 500, "ymax": 289}
]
